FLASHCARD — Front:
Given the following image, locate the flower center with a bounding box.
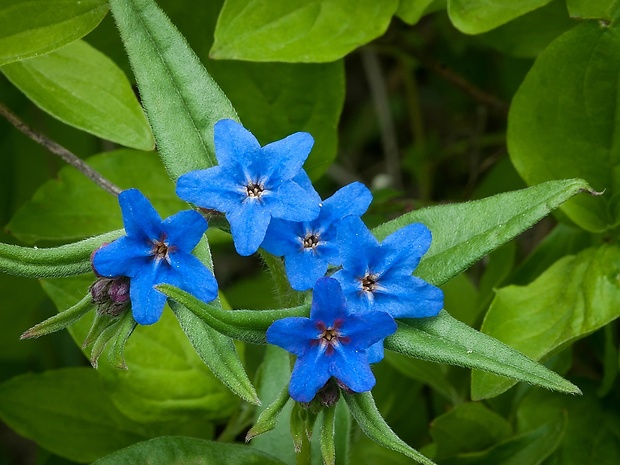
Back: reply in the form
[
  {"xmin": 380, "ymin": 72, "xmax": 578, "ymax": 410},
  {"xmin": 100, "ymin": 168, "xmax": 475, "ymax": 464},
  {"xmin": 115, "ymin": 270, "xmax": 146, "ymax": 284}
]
[
  {"xmin": 314, "ymin": 320, "xmax": 350, "ymax": 356},
  {"xmin": 303, "ymin": 233, "xmax": 320, "ymax": 249},
  {"xmin": 150, "ymin": 235, "xmax": 175, "ymax": 263},
  {"xmin": 360, "ymin": 273, "xmax": 380, "ymax": 293},
  {"xmin": 246, "ymin": 182, "xmax": 264, "ymax": 198}
]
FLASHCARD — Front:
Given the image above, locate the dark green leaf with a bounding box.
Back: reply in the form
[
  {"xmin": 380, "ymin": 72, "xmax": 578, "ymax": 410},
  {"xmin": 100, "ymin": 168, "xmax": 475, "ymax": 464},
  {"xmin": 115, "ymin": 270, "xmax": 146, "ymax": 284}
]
[
  {"xmin": 472, "ymin": 245, "xmax": 620, "ymax": 399},
  {"xmin": 567, "ymin": 0, "xmax": 615, "ymax": 20},
  {"xmin": 373, "ymin": 179, "xmax": 593, "ymax": 286},
  {"xmin": 211, "ymin": 0, "xmax": 399, "ymax": 62},
  {"xmin": 385, "ymin": 311, "xmax": 581, "ymax": 396},
  {"xmin": 508, "ymin": 22, "xmax": 620, "ymax": 232},
  {"xmin": 109, "ymin": 0, "xmax": 238, "ymax": 179},
  {"xmin": 2, "ymin": 40, "xmax": 154, "ymax": 150},
  {"xmin": 0, "ymin": 0, "xmax": 108, "ymax": 66},
  {"xmin": 448, "ymin": 0, "xmax": 553, "ymax": 34},
  {"xmin": 397, "ymin": 0, "xmax": 446, "ymax": 25},
  {"xmin": 92, "ymin": 436, "xmax": 288, "ymax": 465}
]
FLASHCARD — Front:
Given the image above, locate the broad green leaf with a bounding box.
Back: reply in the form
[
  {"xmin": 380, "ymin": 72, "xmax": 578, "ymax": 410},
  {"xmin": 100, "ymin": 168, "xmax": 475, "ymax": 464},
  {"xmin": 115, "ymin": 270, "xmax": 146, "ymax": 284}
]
[
  {"xmin": 349, "ymin": 436, "xmax": 417, "ymax": 465},
  {"xmin": 373, "ymin": 179, "xmax": 593, "ymax": 286},
  {"xmin": 2, "ymin": 40, "xmax": 154, "ymax": 151},
  {"xmin": 0, "ymin": 230, "xmax": 121, "ymax": 278},
  {"xmin": 0, "ymin": 368, "xmax": 149, "ymax": 462},
  {"xmin": 7, "ymin": 150, "xmax": 185, "ymax": 243},
  {"xmin": 478, "ymin": 0, "xmax": 575, "ymax": 58},
  {"xmin": 41, "ymin": 275, "xmax": 239, "ymax": 423},
  {"xmin": 385, "ymin": 311, "xmax": 580, "ymax": 396},
  {"xmin": 567, "ymin": 0, "xmax": 615, "ymax": 20},
  {"xmin": 92, "ymin": 436, "xmax": 288, "ymax": 465},
  {"xmin": 472, "ymin": 245, "xmax": 620, "ymax": 399},
  {"xmin": 397, "ymin": 0, "xmax": 446, "ymax": 25},
  {"xmin": 211, "ymin": 0, "xmax": 399, "ymax": 62},
  {"xmin": 0, "ymin": 0, "xmax": 108, "ymax": 66},
  {"xmin": 344, "ymin": 391, "xmax": 436, "ymax": 465},
  {"xmin": 108, "ymin": 0, "xmax": 238, "ymax": 179},
  {"xmin": 508, "ymin": 22, "xmax": 620, "ymax": 232},
  {"xmin": 448, "ymin": 0, "xmax": 553, "ymax": 34},
  {"xmin": 429, "ymin": 403, "xmax": 512, "ymax": 460}
]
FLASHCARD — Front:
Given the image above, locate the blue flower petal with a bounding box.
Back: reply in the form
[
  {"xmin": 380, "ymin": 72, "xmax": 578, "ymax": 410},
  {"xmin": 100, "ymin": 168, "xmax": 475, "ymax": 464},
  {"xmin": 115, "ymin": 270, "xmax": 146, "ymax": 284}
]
[
  {"xmin": 92, "ymin": 236, "xmax": 151, "ymax": 278},
  {"xmin": 376, "ymin": 277, "xmax": 444, "ymax": 318},
  {"xmin": 268, "ymin": 181, "xmax": 321, "ymax": 222},
  {"xmin": 336, "ymin": 216, "xmax": 377, "ymax": 277},
  {"xmin": 366, "ymin": 341, "xmax": 386, "ymax": 364},
  {"xmin": 266, "ymin": 317, "xmax": 317, "ymax": 356},
  {"xmin": 119, "ymin": 189, "xmax": 163, "ymax": 240},
  {"xmin": 176, "ymin": 167, "xmax": 245, "ymax": 212},
  {"xmin": 260, "ymin": 219, "xmax": 302, "ymax": 257},
  {"xmin": 285, "ymin": 248, "xmax": 329, "ymax": 291},
  {"xmin": 227, "ymin": 200, "xmax": 272, "ymax": 256},
  {"xmin": 129, "ymin": 262, "xmax": 170, "ymax": 325},
  {"xmin": 289, "ymin": 351, "xmax": 332, "ymax": 402},
  {"xmin": 162, "ymin": 210, "xmax": 207, "ymax": 252},
  {"xmin": 329, "ymin": 349, "xmax": 376, "ymax": 394},
  {"xmin": 169, "ymin": 253, "xmax": 218, "ymax": 304},
  {"xmin": 321, "ymin": 182, "xmax": 372, "ymax": 224},
  {"xmin": 340, "ymin": 311, "xmax": 396, "ymax": 349},
  {"xmin": 376, "ymin": 223, "xmax": 432, "ymax": 275},
  {"xmin": 310, "ymin": 277, "xmax": 347, "ymax": 324},
  {"xmin": 260, "ymin": 131, "xmax": 314, "ymax": 181},
  {"xmin": 214, "ymin": 119, "xmax": 261, "ymax": 168}
]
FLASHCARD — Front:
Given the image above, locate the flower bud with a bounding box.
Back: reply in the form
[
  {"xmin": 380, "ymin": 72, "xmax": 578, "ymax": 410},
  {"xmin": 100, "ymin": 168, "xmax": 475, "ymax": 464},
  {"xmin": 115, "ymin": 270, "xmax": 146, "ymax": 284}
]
[{"xmin": 89, "ymin": 277, "xmax": 131, "ymax": 317}]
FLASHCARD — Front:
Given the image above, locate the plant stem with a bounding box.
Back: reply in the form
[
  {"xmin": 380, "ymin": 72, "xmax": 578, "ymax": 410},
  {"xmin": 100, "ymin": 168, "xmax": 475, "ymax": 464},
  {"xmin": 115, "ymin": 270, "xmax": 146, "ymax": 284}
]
[
  {"xmin": 295, "ymin": 433, "xmax": 312, "ymax": 465},
  {"xmin": 0, "ymin": 102, "xmax": 122, "ymax": 196}
]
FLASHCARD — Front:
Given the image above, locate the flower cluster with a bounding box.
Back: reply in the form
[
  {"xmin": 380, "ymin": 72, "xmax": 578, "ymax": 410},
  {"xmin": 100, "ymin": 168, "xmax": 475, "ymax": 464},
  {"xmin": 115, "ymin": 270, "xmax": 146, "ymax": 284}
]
[{"xmin": 93, "ymin": 119, "xmax": 443, "ymax": 402}]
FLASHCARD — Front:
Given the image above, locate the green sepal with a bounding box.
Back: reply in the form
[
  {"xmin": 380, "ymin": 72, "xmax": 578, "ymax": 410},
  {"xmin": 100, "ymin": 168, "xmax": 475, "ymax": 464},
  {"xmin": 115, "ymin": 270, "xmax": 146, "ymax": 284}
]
[
  {"xmin": 343, "ymin": 391, "xmax": 436, "ymax": 465},
  {"xmin": 385, "ymin": 311, "xmax": 581, "ymax": 395},
  {"xmin": 89, "ymin": 313, "xmax": 132, "ymax": 369},
  {"xmin": 169, "ymin": 301, "xmax": 260, "ymax": 406},
  {"xmin": 20, "ymin": 292, "xmax": 93, "ymax": 339},
  {"xmin": 107, "ymin": 313, "xmax": 138, "ymax": 370},
  {"xmin": 108, "ymin": 0, "xmax": 238, "ymax": 179},
  {"xmin": 0, "ymin": 230, "xmax": 122, "ymax": 278},
  {"xmin": 320, "ymin": 405, "xmax": 337, "ymax": 465},
  {"xmin": 290, "ymin": 402, "xmax": 305, "ymax": 453},
  {"xmin": 82, "ymin": 312, "xmax": 118, "ymax": 349},
  {"xmin": 158, "ymin": 284, "xmax": 310, "ymax": 344},
  {"xmin": 246, "ymin": 383, "xmax": 291, "ymax": 441}
]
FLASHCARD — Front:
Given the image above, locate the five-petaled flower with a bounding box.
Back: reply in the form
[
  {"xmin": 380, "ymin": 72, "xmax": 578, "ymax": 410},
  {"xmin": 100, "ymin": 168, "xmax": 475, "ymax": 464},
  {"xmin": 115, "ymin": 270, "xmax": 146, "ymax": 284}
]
[
  {"xmin": 332, "ymin": 216, "xmax": 443, "ymax": 362},
  {"xmin": 176, "ymin": 119, "xmax": 321, "ymax": 256},
  {"xmin": 91, "ymin": 189, "xmax": 218, "ymax": 325},
  {"xmin": 261, "ymin": 182, "xmax": 372, "ymax": 291},
  {"xmin": 266, "ymin": 277, "xmax": 397, "ymax": 403}
]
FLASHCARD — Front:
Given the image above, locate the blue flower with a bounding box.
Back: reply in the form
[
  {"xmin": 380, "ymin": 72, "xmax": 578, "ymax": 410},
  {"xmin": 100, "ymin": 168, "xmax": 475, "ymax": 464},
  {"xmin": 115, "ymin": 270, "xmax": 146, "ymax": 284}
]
[
  {"xmin": 266, "ymin": 277, "xmax": 396, "ymax": 403},
  {"xmin": 176, "ymin": 119, "xmax": 321, "ymax": 256},
  {"xmin": 332, "ymin": 216, "xmax": 443, "ymax": 362},
  {"xmin": 261, "ymin": 182, "xmax": 372, "ymax": 291},
  {"xmin": 92, "ymin": 189, "xmax": 218, "ymax": 325}
]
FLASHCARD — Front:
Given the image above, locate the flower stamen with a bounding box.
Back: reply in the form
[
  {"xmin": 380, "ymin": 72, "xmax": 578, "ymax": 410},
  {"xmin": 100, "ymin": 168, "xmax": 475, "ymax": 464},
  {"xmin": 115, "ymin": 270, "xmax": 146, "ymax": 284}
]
[
  {"xmin": 246, "ymin": 182, "xmax": 264, "ymax": 198},
  {"xmin": 360, "ymin": 273, "xmax": 380, "ymax": 293},
  {"xmin": 303, "ymin": 233, "xmax": 320, "ymax": 250},
  {"xmin": 315, "ymin": 320, "xmax": 350, "ymax": 356},
  {"xmin": 150, "ymin": 235, "xmax": 175, "ymax": 263}
]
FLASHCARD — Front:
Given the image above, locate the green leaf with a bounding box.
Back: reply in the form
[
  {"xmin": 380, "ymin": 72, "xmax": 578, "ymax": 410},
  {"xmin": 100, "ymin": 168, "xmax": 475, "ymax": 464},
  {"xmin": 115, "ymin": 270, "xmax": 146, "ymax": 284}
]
[
  {"xmin": 373, "ymin": 179, "xmax": 593, "ymax": 286},
  {"xmin": 20, "ymin": 292, "xmax": 93, "ymax": 339},
  {"xmin": 0, "ymin": 0, "xmax": 108, "ymax": 66},
  {"xmin": 92, "ymin": 436, "xmax": 288, "ymax": 465},
  {"xmin": 343, "ymin": 391, "xmax": 436, "ymax": 465},
  {"xmin": 447, "ymin": 0, "xmax": 553, "ymax": 34},
  {"xmin": 320, "ymin": 405, "xmax": 337, "ymax": 465},
  {"xmin": 567, "ymin": 0, "xmax": 615, "ymax": 20},
  {"xmin": 0, "ymin": 230, "xmax": 121, "ymax": 278},
  {"xmin": 0, "ymin": 368, "xmax": 150, "ymax": 462},
  {"xmin": 108, "ymin": 0, "xmax": 238, "ymax": 179},
  {"xmin": 429, "ymin": 403, "xmax": 512, "ymax": 460},
  {"xmin": 508, "ymin": 22, "xmax": 620, "ymax": 232},
  {"xmin": 472, "ymin": 245, "xmax": 620, "ymax": 399},
  {"xmin": 397, "ymin": 0, "xmax": 446, "ymax": 25},
  {"xmin": 41, "ymin": 275, "xmax": 239, "ymax": 423},
  {"xmin": 1, "ymin": 40, "xmax": 154, "ymax": 150},
  {"xmin": 385, "ymin": 311, "xmax": 581, "ymax": 396},
  {"xmin": 7, "ymin": 149, "xmax": 185, "ymax": 243},
  {"xmin": 211, "ymin": 0, "xmax": 399, "ymax": 62}
]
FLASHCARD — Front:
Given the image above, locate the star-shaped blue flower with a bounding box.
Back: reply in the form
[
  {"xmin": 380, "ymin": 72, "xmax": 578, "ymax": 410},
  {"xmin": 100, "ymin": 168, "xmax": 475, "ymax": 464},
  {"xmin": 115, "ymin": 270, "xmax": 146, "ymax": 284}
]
[
  {"xmin": 92, "ymin": 189, "xmax": 218, "ymax": 325},
  {"xmin": 332, "ymin": 216, "xmax": 443, "ymax": 362},
  {"xmin": 260, "ymin": 182, "xmax": 372, "ymax": 291},
  {"xmin": 176, "ymin": 119, "xmax": 321, "ymax": 256},
  {"xmin": 266, "ymin": 277, "xmax": 396, "ymax": 403}
]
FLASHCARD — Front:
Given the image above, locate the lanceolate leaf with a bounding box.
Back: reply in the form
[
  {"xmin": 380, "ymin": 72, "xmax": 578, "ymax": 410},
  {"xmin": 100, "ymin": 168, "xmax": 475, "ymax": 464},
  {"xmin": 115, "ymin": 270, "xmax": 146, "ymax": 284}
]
[
  {"xmin": 0, "ymin": 230, "xmax": 122, "ymax": 278},
  {"xmin": 108, "ymin": 0, "xmax": 238, "ymax": 179},
  {"xmin": 373, "ymin": 179, "xmax": 593, "ymax": 286},
  {"xmin": 0, "ymin": 0, "xmax": 108, "ymax": 66},
  {"xmin": 2, "ymin": 40, "xmax": 154, "ymax": 151},
  {"xmin": 384, "ymin": 311, "xmax": 581, "ymax": 396}
]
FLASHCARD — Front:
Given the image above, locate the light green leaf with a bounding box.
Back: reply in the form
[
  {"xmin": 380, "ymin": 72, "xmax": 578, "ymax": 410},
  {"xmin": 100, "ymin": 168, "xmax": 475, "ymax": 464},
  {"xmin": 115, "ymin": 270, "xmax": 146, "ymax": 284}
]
[
  {"xmin": 385, "ymin": 311, "xmax": 580, "ymax": 396},
  {"xmin": 2, "ymin": 40, "xmax": 154, "ymax": 150},
  {"xmin": 472, "ymin": 245, "xmax": 620, "ymax": 399},
  {"xmin": 373, "ymin": 179, "xmax": 593, "ymax": 286},
  {"xmin": 397, "ymin": 0, "xmax": 446, "ymax": 25},
  {"xmin": 92, "ymin": 436, "xmax": 288, "ymax": 465},
  {"xmin": 567, "ymin": 0, "xmax": 615, "ymax": 20},
  {"xmin": 508, "ymin": 22, "xmax": 620, "ymax": 232},
  {"xmin": 7, "ymin": 150, "xmax": 185, "ymax": 243},
  {"xmin": 41, "ymin": 275, "xmax": 239, "ymax": 423},
  {"xmin": 448, "ymin": 0, "xmax": 553, "ymax": 34},
  {"xmin": 211, "ymin": 0, "xmax": 399, "ymax": 62},
  {"xmin": 109, "ymin": 0, "xmax": 238, "ymax": 179},
  {"xmin": 0, "ymin": 0, "xmax": 108, "ymax": 66},
  {"xmin": 0, "ymin": 368, "xmax": 149, "ymax": 463}
]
